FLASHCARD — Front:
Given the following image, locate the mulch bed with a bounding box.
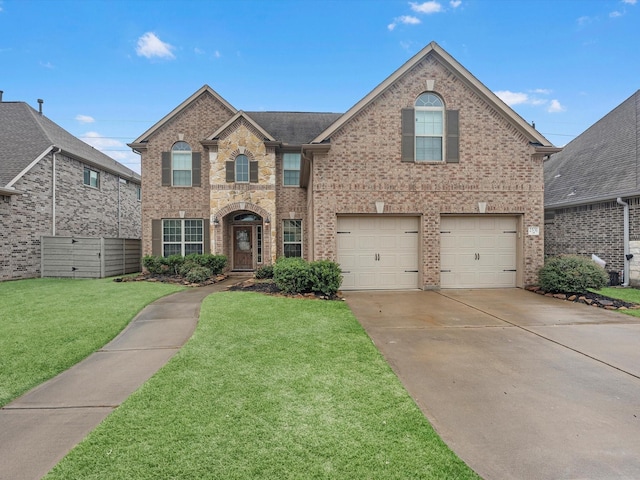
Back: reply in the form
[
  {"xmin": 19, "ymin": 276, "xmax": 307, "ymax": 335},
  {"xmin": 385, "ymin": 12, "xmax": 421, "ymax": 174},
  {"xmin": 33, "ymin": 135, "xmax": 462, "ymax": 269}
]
[
  {"xmin": 114, "ymin": 273, "xmax": 227, "ymax": 287},
  {"xmin": 228, "ymin": 279, "xmax": 344, "ymax": 301},
  {"xmin": 526, "ymin": 286, "xmax": 639, "ymax": 310}
]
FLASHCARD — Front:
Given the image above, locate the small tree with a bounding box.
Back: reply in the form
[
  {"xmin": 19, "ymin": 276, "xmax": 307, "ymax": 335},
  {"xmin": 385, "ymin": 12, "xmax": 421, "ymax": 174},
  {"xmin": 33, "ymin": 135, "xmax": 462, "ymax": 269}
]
[{"xmin": 538, "ymin": 255, "xmax": 609, "ymax": 293}]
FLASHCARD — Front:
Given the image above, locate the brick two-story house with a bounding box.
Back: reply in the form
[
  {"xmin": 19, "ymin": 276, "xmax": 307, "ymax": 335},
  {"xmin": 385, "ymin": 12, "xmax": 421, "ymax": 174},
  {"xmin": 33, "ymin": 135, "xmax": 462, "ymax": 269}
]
[
  {"xmin": 130, "ymin": 42, "xmax": 558, "ymax": 290},
  {"xmin": 0, "ymin": 94, "xmax": 141, "ymax": 281}
]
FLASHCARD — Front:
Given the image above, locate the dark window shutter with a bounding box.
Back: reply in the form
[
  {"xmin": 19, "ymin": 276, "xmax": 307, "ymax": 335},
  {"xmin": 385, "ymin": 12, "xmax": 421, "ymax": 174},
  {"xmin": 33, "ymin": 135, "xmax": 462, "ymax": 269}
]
[
  {"xmin": 226, "ymin": 161, "xmax": 234, "ymax": 182},
  {"xmin": 401, "ymin": 108, "xmax": 415, "ymax": 162},
  {"xmin": 161, "ymin": 152, "xmax": 171, "ymax": 186},
  {"xmin": 192, "ymin": 153, "xmax": 201, "ymax": 187},
  {"xmin": 250, "ymin": 161, "xmax": 259, "ymax": 183},
  {"xmin": 446, "ymin": 110, "xmax": 459, "ymax": 163},
  {"xmin": 152, "ymin": 219, "xmax": 162, "ymax": 256},
  {"xmin": 203, "ymin": 219, "xmax": 210, "ymax": 254}
]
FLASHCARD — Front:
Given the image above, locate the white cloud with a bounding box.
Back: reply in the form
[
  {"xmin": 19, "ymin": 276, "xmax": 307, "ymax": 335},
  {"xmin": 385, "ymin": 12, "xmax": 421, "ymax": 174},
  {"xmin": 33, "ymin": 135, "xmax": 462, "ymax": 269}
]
[
  {"xmin": 214, "ymin": 50, "xmax": 221, "ymax": 58},
  {"xmin": 622, "ymin": 0, "xmax": 637, "ymax": 5},
  {"xmin": 547, "ymin": 99, "xmax": 566, "ymax": 113},
  {"xmin": 136, "ymin": 32, "xmax": 175, "ymax": 59},
  {"xmin": 410, "ymin": 1, "xmax": 443, "ymax": 14},
  {"xmin": 610, "ymin": 10, "xmax": 623, "ymax": 17},
  {"xmin": 388, "ymin": 15, "xmax": 421, "ymax": 30},
  {"xmin": 450, "ymin": 0, "xmax": 462, "ymax": 7},
  {"xmin": 577, "ymin": 15, "xmax": 592, "ymax": 26},
  {"xmin": 532, "ymin": 88, "xmax": 552, "ymax": 95},
  {"xmin": 81, "ymin": 132, "xmax": 140, "ymax": 174},
  {"xmin": 495, "ymin": 90, "xmax": 529, "ymax": 106},
  {"xmin": 75, "ymin": 114, "xmax": 95, "ymax": 124},
  {"xmin": 194, "ymin": 47, "xmax": 205, "ymax": 55}
]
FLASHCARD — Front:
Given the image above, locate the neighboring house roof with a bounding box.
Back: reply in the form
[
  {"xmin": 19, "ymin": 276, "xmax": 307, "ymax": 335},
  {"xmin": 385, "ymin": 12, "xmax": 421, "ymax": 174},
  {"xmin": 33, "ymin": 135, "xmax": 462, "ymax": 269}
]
[
  {"xmin": 311, "ymin": 41, "xmax": 554, "ymax": 149},
  {"xmin": 245, "ymin": 111, "xmax": 342, "ymax": 145},
  {"xmin": 545, "ymin": 90, "xmax": 640, "ymax": 208},
  {"xmin": 0, "ymin": 101, "xmax": 140, "ymax": 188}
]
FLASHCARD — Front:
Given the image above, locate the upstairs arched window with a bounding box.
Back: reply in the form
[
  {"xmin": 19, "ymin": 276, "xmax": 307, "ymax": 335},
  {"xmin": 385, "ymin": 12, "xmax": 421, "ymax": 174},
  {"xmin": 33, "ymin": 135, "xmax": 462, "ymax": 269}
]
[
  {"xmin": 415, "ymin": 93, "xmax": 444, "ymax": 162},
  {"xmin": 235, "ymin": 154, "xmax": 249, "ymax": 183},
  {"xmin": 172, "ymin": 141, "xmax": 192, "ymax": 186}
]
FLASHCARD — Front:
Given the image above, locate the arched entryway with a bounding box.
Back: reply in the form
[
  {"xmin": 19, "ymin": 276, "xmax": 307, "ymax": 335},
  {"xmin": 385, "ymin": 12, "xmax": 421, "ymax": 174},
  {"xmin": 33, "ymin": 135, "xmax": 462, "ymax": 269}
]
[{"xmin": 229, "ymin": 211, "xmax": 264, "ymax": 270}]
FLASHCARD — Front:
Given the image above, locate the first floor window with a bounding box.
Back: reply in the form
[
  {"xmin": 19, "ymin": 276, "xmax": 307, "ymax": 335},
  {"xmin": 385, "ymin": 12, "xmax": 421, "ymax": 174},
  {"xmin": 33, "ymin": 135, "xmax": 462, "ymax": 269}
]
[
  {"xmin": 83, "ymin": 167, "xmax": 100, "ymax": 188},
  {"xmin": 283, "ymin": 219, "xmax": 302, "ymax": 258},
  {"xmin": 162, "ymin": 219, "xmax": 203, "ymax": 256}
]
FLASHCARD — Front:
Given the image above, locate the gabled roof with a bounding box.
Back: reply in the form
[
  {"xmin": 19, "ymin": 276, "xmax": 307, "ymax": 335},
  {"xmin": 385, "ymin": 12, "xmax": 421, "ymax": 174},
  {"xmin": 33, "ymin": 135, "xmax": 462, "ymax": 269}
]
[
  {"xmin": 130, "ymin": 85, "xmax": 237, "ymax": 146},
  {"xmin": 246, "ymin": 112, "xmax": 342, "ymax": 145},
  {"xmin": 205, "ymin": 111, "xmax": 276, "ymax": 142},
  {"xmin": 311, "ymin": 41, "xmax": 553, "ymax": 147},
  {"xmin": 544, "ymin": 90, "xmax": 640, "ymax": 208},
  {"xmin": 0, "ymin": 101, "xmax": 139, "ymax": 188}
]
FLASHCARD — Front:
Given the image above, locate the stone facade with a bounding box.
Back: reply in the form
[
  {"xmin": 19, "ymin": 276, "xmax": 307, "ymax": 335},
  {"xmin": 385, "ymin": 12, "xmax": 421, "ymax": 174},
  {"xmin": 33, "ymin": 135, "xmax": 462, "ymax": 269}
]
[{"xmin": 0, "ymin": 152, "xmax": 141, "ymax": 281}]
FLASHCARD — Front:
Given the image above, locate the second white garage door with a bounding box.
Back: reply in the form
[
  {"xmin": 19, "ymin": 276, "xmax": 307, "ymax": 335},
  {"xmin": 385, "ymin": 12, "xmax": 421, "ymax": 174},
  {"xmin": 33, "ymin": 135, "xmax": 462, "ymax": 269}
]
[
  {"xmin": 337, "ymin": 216, "xmax": 420, "ymax": 290},
  {"xmin": 440, "ymin": 216, "xmax": 518, "ymax": 288}
]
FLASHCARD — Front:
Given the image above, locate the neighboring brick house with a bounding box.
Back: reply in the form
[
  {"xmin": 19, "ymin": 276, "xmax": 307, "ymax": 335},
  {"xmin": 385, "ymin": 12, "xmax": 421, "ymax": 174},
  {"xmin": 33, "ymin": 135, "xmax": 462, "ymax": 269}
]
[
  {"xmin": 544, "ymin": 90, "xmax": 640, "ymax": 286},
  {"xmin": 0, "ymin": 94, "xmax": 141, "ymax": 281},
  {"xmin": 130, "ymin": 42, "xmax": 558, "ymax": 290}
]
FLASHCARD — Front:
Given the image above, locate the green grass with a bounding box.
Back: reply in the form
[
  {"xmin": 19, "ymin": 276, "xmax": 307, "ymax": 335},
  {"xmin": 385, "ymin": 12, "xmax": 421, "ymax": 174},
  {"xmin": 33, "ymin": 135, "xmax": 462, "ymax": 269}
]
[
  {"xmin": 45, "ymin": 292, "xmax": 479, "ymax": 480},
  {"xmin": 0, "ymin": 278, "xmax": 185, "ymax": 406},
  {"xmin": 593, "ymin": 286, "xmax": 640, "ymax": 317}
]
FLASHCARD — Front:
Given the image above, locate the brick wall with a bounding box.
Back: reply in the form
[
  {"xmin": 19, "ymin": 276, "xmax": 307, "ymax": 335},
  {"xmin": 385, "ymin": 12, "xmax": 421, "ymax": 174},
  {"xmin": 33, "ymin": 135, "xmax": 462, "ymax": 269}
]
[
  {"xmin": 545, "ymin": 197, "xmax": 640, "ymax": 280},
  {"xmin": 0, "ymin": 152, "xmax": 141, "ymax": 281},
  {"xmin": 311, "ymin": 54, "xmax": 545, "ymax": 288}
]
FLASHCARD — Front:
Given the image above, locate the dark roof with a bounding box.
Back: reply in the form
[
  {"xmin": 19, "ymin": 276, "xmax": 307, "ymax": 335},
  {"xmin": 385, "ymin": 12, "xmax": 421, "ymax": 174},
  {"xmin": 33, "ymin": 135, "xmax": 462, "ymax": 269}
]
[
  {"xmin": 0, "ymin": 101, "xmax": 140, "ymax": 187},
  {"xmin": 246, "ymin": 111, "xmax": 342, "ymax": 145},
  {"xmin": 544, "ymin": 90, "xmax": 640, "ymax": 208}
]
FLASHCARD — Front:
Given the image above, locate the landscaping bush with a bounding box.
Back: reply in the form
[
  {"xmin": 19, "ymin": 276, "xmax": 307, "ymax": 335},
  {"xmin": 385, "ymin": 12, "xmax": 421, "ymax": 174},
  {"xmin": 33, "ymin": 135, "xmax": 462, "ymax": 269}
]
[
  {"xmin": 273, "ymin": 257, "xmax": 312, "ymax": 294},
  {"xmin": 538, "ymin": 255, "xmax": 609, "ymax": 293},
  {"xmin": 309, "ymin": 260, "xmax": 342, "ymax": 296},
  {"xmin": 142, "ymin": 255, "xmax": 165, "ymax": 275},
  {"xmin": 254, "ymin": 264, "xmax": 274, "ymax": 279},
  {"xmin": 164, "ymin": 254, "xmax": 185, "ymax": 275},
  {"xmin": 185, "ymin": 265, "xmax": 213, "ymax": 284},
  {"xmin": 198, "ymin": 254, "xmax": 227, "ymax": 275}
]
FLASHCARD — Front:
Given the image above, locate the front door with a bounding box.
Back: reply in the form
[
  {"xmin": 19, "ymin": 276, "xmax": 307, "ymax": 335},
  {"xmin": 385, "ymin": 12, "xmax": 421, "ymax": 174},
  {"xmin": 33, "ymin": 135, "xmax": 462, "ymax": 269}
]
[{"xmin": 233, "ymin": 226, "xmax": 253, "ymax": 270}]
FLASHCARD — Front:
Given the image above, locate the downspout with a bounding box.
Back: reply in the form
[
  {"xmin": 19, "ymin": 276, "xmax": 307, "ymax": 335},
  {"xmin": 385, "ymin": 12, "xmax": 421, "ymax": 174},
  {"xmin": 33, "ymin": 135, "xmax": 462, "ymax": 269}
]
[
  {"xmin": 617, "ymin": 197, "xmax": 630, "ymax": 286},
  {"xmin": 52, "ymin": 147, "xmax": 61, "ymax": 236}
]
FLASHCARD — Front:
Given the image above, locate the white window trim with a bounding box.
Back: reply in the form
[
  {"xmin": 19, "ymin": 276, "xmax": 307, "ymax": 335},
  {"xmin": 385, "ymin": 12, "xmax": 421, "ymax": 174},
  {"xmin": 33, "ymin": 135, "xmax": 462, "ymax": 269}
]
[
  {"xmin": 83, "ymin": 167, "xmax": 100, "ymax": 189},
  {"xmin": 235, "ymin": 154, "xmax": 249, "ymax": 183},
  {"xmin": 172, "ymin": 142, "xmax": 192, "ymax": 187},
  {"xmin": 162, "ymin": 219, "xmax": 204, "ymax": 257},
  {"xmin": 282, "ymin": 152, "xmax": 301, "ymax": 187},
  {"xmin": 283, "ymin": 219, "xmax": 303, "ymax": 258},
  {"xmin": 415, "ymin": 93, "xmax": 445, "ymax": 163}
]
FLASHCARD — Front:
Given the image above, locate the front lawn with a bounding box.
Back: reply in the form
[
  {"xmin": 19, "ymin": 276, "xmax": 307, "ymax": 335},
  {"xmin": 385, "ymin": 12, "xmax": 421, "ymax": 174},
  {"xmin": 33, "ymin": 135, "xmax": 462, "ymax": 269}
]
[
  {"xmin": 0, "ymin": 278, "xmax": 185, "ymax": 406},
  {"xmin": 593, "ymin": 286, "xmax": 640, "ymax": 317},
  {"xmin": 45, "ymin": 292, "xmax": 479, "ymax": 480}
]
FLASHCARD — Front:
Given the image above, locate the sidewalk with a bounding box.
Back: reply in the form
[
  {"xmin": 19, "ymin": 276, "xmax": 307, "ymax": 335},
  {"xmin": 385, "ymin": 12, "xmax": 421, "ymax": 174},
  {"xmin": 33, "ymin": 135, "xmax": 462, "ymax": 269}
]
[{"xmin": 0, "ymin": 277, "xmax": 239, "ymax": 480}]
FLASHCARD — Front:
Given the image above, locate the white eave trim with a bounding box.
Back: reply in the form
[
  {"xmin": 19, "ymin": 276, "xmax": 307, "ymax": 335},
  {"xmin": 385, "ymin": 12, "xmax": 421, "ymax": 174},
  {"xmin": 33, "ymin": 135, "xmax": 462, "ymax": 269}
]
[
  {"xmin": 205, "ymin": 110, "xmax": 276, "ymax": 142},
  {"xmin": 0, "ymin": 186, "xmax": 24, "ymax": 195},
  {"xmin": 6, "ymin": 145, "xmax": 55, "ymax": 188},
  {"xmin": 130, "ymin": 85, "xmax": 237, "ymax": 144}
]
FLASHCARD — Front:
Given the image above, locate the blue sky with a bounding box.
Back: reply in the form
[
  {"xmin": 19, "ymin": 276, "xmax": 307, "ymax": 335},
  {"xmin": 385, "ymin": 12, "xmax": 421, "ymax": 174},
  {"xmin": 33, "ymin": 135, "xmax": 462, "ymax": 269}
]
[{"xmin": 1, "ymin": 0, "xmax": 638, "ymax": 174}]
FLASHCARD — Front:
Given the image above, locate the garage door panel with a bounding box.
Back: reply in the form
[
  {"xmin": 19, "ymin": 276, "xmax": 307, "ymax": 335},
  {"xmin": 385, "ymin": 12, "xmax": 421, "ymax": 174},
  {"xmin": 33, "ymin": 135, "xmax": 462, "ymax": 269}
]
[
  {"xmin": 337, "ymin": 216, "xmax": 420, "ymax": 290},
  {"xmin": 441, "ymin": 216, "xmax": 517, "ymax": 289}
]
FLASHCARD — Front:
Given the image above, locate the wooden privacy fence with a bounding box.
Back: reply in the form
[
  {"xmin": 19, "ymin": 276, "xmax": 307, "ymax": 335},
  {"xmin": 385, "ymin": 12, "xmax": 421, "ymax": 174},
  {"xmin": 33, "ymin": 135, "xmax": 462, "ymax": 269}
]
[{"xmin": 41, "ymin": 236, "xmax": 141, "ymax": 279}]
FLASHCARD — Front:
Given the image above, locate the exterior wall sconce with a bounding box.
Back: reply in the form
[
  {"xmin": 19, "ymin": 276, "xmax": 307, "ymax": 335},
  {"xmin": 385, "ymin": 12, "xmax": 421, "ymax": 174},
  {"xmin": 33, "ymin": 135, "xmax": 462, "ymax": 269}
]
[
  {"xmin": 375, "ymin": 201, "xmax": 385, "ymax": 214},
  {"xmin": 213, "ymin": 217, "xmax": 219, "ymax": 225},
  {"xmin": 478, "ymin": 202, "xmax": 487, "ymax": 214},
  {"xmin": 265, "ymin": 217, "xmax": 271, "ymax": 224}
]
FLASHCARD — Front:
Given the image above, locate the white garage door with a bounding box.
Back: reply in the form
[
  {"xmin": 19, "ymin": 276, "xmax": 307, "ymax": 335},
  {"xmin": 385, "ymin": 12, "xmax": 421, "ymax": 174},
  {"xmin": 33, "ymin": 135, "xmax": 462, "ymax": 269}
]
[
  {"xmin": 440, "ymin": 216, "xmax": 518, "ymax": 288},
  {"xmin": 337, "ymin": 216, "xmax": 420, "ymax": 290}
]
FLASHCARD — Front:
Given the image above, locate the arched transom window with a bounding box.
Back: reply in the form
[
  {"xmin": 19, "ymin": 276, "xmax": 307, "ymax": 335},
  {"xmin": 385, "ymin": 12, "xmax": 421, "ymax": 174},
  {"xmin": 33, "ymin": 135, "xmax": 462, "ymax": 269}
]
[
  {"xmin": 415, "ymin": 93, "xmax": 444, "ymax": 162},
  {"xmin": 171, "ymin": 141, "xmax": 192, "ymax": 186}
]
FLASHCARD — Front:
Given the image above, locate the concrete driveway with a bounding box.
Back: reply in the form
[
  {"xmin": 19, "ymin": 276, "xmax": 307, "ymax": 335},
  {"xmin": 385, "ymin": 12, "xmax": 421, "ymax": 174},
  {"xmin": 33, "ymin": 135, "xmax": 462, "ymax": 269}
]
[{"xmin": 345, "ymin": 288, "xmax": 640, "ymax": 480}]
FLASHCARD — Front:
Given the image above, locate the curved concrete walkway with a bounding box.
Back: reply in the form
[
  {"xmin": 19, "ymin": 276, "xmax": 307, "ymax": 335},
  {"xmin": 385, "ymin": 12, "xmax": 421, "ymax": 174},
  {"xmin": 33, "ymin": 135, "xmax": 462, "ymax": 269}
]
[{"xmin": 0, "ymin": 277, "xmax": 239, "ymax": 480}]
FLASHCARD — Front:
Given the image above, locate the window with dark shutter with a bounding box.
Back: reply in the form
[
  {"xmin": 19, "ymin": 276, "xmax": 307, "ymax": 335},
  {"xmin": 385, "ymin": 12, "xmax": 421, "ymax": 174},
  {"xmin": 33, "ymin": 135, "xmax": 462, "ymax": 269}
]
[
  {"xmin": 250, "ymin": 161, "xmax": 258, "ymax": 183},
  {"xmin": 401, "ymin": 108, "xmax": 415, "ymax": 162},
  {"xmin": 151, "ymin": 219, "xmax": 162, "ymax": 256},
  {"xmin": 446, "ymin": 110, "xmax": 459, "ymax": 163},
  {"xmin": 226, "ymin": 161, "xmax": 234, "ymax": 182},
  {"xmin": 161, "ymin": 152, "xmax": 171, "ymax": 186}
]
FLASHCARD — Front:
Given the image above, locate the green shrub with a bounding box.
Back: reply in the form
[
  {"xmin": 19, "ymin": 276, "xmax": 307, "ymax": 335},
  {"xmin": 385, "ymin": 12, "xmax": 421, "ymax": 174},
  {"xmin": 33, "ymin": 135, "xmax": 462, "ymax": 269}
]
[
  {"xmin": 142, "ymin": 255, "xmax": 165, "ymax": 275},
  {"xmin": 184, "ymin": 265, "xmax": 212, "ymax": 284},
  {"xmin": 309, "ymin": 260, "xmax": 342, "ymax": 296},
  {"xmin": 178, "ymin": 259, "xmax": 199, "ymax": 277},
  {"xmin": 198, "ymin": 254, "xmax": 227, "ymax": 275},
  {"xmin": 254, "ymin": 265, "xmax": 274, "ymax": 279},
  {"xmin": 164, "ymin": 255, "xmax": 185, "ymax": 275},
  {"xmin": 273, "ymin": 257, "xmax": 312, "ymax": 294},
  {"xmin": 538, "ymin": 255, "xmax": 609, "ymax": 293}
]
